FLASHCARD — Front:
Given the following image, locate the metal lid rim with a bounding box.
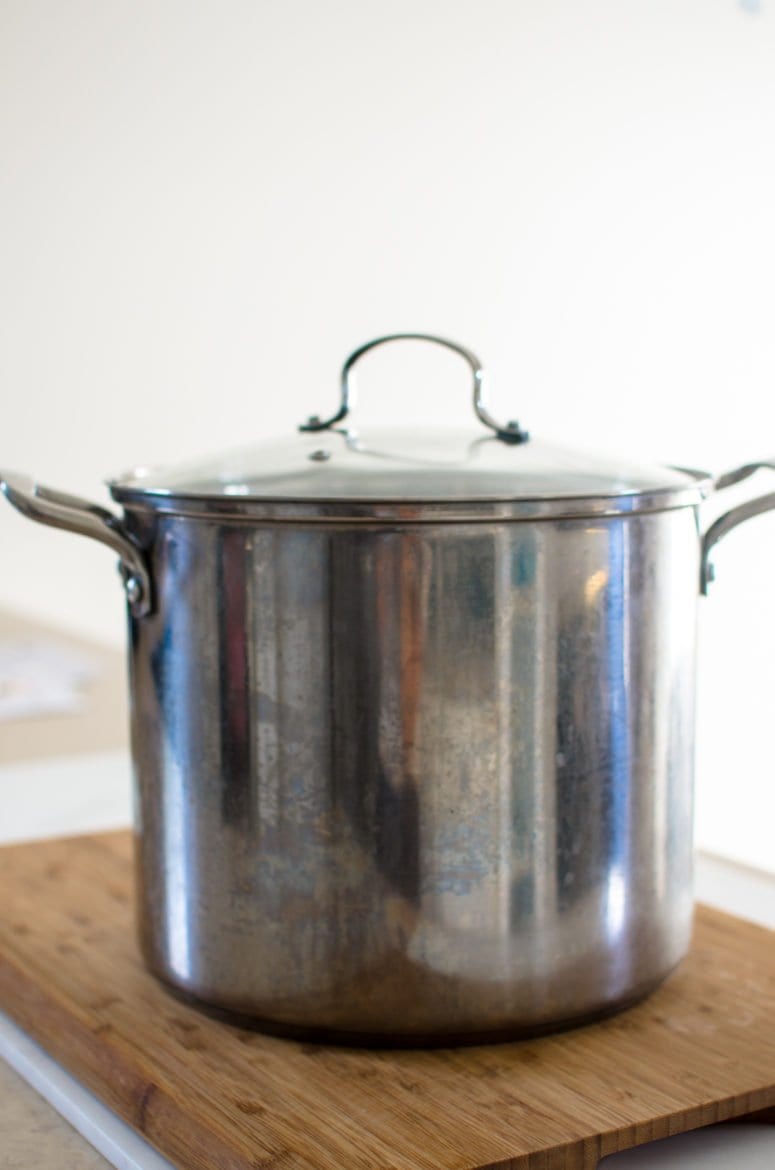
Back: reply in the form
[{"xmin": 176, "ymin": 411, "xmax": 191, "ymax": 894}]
[{"xmin": 109, "ymin": 480, "xmax": 712, "ymax": 523}]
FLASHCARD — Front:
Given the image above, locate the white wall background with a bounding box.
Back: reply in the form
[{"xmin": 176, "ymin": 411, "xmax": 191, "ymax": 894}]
[{"xmin": 2, "ymin": 0, "xmax": 775, "ymax": 868}]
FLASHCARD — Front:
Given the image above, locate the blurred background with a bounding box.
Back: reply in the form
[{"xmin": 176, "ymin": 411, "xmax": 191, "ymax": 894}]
[{"xmin": 2, "ymin": 0, "xmax": 774, "ymax": 867}]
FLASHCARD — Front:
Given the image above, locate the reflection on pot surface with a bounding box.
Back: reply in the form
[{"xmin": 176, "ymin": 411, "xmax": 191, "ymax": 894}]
[{"xmin": 130, "ymin": 508, "xmax": 697, "ymax": 1037}]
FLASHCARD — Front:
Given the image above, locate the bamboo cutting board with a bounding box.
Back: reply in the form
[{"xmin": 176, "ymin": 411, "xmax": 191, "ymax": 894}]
[{"xmin": 0, "ymin": 832, "xmax": 773, "ymax": 1170}]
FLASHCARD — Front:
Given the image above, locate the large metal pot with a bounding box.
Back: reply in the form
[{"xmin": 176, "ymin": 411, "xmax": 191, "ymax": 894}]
[{"xmin": 3, "ymin": 333, "xmax": 773, "ymax": 1044}]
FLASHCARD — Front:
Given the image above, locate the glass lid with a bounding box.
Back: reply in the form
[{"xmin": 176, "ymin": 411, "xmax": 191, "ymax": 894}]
[{"xmin": 109, "ymin": 334, "xmax": 711, "ymax": 520}]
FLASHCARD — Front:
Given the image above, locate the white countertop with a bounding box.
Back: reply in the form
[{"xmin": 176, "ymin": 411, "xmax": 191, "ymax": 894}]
[{"xmin": 0, "ymin": 746, "xmax": 773, "ymax": 1170}]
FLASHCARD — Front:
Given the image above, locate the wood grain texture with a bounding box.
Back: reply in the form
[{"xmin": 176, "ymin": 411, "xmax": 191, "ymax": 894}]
[{"xmin": 0, "ymin": 831, "xmax": 773, "ymax": 1170}]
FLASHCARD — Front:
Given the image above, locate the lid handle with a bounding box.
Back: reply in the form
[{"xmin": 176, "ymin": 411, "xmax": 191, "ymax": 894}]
[{"xmin": 299, "ymin": 333, "xmax": 529, "ymax": 444}]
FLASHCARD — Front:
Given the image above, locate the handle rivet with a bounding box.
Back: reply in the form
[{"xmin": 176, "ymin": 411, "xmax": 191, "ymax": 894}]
[
  {"xmin": 309, "ymin": 449, "xmax": 331, "ymax": 462},
  {"xmin": 125, "ymin": 576, "xmax": 143, "ymax": 606}
]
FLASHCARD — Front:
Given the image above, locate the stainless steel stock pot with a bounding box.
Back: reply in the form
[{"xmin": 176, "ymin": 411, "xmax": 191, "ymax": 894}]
[{"xmin": 3, "ymin": 333, "xmax": 774, "ymax": 1044}]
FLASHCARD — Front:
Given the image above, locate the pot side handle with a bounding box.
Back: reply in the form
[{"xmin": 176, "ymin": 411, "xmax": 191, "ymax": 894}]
[
  {"xmin": 0, "ymin": 470, "xmax": 152, "ymax": 618},
  {"xmin": 701, "ymin": 459, "xmax": 775, "ymax": 595}
]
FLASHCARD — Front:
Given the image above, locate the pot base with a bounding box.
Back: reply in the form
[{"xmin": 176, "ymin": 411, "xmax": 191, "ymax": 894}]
[{"xmin": 147, "ymin": 961, "xmax": 681, "ymax": 1049}]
